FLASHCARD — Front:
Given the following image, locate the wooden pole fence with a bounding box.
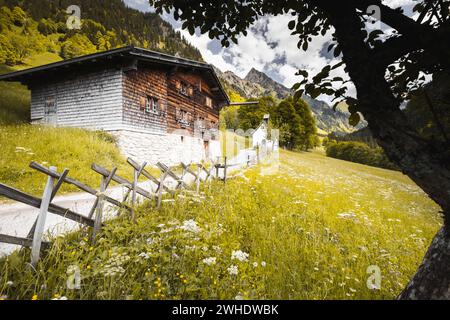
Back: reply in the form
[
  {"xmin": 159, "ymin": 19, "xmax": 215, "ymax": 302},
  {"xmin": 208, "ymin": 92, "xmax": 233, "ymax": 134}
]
[{"xmin": 0, "ymin": 153, "xmax": 261, "ymax": 266}]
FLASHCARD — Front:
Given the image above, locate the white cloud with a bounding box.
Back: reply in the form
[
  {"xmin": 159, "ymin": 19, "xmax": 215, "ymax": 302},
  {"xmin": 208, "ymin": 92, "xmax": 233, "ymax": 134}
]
[
  {"xmin": 177, "ymin": 29, "xmax": 237, "ymax": 73},
  {"xmin": 124, "ymin": 0, "xmax": 154, "ymax": 12},
  {"xmin": 382, "ymin": 0, "xmax": 416, "ymax": 9}
]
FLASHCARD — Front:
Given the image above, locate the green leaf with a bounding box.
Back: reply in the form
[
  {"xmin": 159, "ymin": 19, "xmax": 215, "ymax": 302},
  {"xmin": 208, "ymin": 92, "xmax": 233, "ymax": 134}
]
[
  {"xmin": 294, "ymin": 90, "xmax": 304, "ymax": 101},
  {"xmin": 349, "ymin": 113, "xmax": 361, "ymax": 127},
  {"xmin": 333, "ymin": 45, "xmax": 341, "ymax": 57},
  {"xmin": 331, "ymin": 61, "xmax": 345, "ymax": 70},
  {"xmin": 291, "ymin": 83, "xmax": 301, "ymax": 90},
  {"xmin": 310, "ymin": 88, "xmax": 322, "ymax": 99},
  {"xmin": 288, "ymin": 20, "xmax": 296, "ymax": 30},
  {"xmin": 296, "ymin": 70, "xmax": 309, "ymax": 78},
  {"xmin": 188, "ymin": 24, "xmax": 195, "ymax": 35},
  {"xmin": 327, "ymin": 43, "xmax": 335, "ymax": 52},
  {"xmin": 302, "ymin": 41, "xmax": 308, "ymax": 51}
]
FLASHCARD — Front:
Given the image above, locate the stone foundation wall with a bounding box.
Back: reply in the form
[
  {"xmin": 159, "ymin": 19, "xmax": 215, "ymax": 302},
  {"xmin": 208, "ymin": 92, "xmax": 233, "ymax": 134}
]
[{"xmin": 110, "ymin": 129, "xmax": 220, "ymax": 166}]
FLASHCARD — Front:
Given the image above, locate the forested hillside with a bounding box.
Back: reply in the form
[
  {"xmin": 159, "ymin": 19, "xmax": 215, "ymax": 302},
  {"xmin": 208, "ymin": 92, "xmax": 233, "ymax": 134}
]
[{"xmin": 0, "ymin": 0, "xmax": 202, "ymax": 66}]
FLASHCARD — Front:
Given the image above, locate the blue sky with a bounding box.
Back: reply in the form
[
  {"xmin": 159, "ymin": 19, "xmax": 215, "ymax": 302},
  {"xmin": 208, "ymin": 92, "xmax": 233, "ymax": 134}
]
[{"xmin": 124, "ymin": 0, "xmax": 417, "ymax": 100}]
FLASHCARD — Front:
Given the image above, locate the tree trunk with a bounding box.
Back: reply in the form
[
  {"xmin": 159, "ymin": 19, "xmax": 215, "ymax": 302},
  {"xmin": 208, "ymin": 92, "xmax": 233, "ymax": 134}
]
[
  {"xmin": 317, "ymin": 1, "xmax": 450, "ymax": 299},
  {"xmin": 398, "ymin": 226, "xmax": 450, "ymax": 299}
]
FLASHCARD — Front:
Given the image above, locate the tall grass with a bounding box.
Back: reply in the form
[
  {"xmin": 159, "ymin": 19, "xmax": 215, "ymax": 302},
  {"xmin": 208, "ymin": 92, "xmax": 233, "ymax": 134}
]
[
  {"xmin": 0, "ymin": 125, "xmax": 132, "ymax": 197},
  {"xmin": 0, "ymin": 52, "xmax": 62, "ymax": 124},
  {"xmin": 0, "ymin": 150, "xmax": 441, "ymax": 300},
  {"xmin": 0, "ymin": 81, "xmax": 30, "ymax": 124}
]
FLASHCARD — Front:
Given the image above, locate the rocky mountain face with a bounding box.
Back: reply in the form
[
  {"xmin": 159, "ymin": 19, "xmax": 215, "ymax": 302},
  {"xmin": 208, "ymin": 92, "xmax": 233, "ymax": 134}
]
[
  {"xmin": 244, "ymin": 68, "xmax": 291, "ymax": 99},
  {"xmin": 216, "ymin": 68, "xmax": 266, "ymax": 99},
  {"xmin": 215, "ymin": 67, "xmax": 363, "ymax": 134}
]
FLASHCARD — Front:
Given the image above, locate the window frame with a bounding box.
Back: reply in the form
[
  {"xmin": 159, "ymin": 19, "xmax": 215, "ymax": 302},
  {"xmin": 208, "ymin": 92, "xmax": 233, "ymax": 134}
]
[
  {"xmin": 145, "ymin": 96, "xmax": 159, "ymax": 114},
  {"xmin": 205, "ymin": 96, "xmax": 213, "ymax": 108}
]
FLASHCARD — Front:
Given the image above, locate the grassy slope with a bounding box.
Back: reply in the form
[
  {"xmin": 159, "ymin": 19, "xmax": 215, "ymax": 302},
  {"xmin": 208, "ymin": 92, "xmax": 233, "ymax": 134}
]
[
  {"xmin": 0, "ymin": 125, "xmax": 132, "ymax": 197},
  {"xmin": 0, "ymin": 52, "xmax": 62, "ymax": 125},
  {"xmin": 0, "ymin": 150, "xmax": 441, "ymax": 300}
]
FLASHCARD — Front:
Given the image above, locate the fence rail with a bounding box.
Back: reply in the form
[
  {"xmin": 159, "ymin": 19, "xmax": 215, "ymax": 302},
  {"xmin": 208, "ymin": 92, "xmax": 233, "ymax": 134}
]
[{"xmin": 0, "ymin": 152, "xmax": 259, "ymax": 266}]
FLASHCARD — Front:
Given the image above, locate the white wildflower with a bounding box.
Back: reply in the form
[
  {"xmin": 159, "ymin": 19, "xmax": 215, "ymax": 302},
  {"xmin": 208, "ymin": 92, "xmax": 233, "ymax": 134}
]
[
  {"xmin": 180, "ymin": 219, "xmax": 201, "ymax": 233},
  {"xmin": 227, "ymin": 265, "xmax": 239, "ymax": 276},
  {"xmin": 252, "ymin": 262, "xmax": 258, "ymax": 268},
  {"xmin": 235, "ymin": 294, "xmax": 244, "ymax": 300},
  {"xmin": 202, "ymin": 257, "xmax": 217, "ymax": 266},
  {"xmin": 337, "ymin": 212, "xmax": 357, "ymax": 219},
  {"xmin": 231, "ymin": 250, "xmax": 249, "ymax": 262},
  {"xmin": 261, "ymin": 261, "xmax": 267, "ymax": 267},
  {"xmin": 138, "ymin": 252, "xmax": 150, "ymax": 259},
  {"xmin": 6, "ymin": 281, "xmax": 13, "ymax": 287}
]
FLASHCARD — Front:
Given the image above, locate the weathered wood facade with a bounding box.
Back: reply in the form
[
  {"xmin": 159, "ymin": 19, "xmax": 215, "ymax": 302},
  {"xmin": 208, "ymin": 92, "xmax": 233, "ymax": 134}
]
[
  {"xmin": 29, "ymin": 68, "xmax": 123, "ymax": 128},
  {"xmin": 0, "ymin": 47, "xmax": 229, "ymax": 165}
]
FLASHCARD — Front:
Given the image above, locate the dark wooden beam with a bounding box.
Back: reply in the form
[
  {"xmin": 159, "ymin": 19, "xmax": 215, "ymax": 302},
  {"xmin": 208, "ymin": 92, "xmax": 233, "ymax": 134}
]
[
  {"xmin": 0, "ymin": 234, "xmax": 50, "ymax": 250},
  {"xmin": 0, "ymin": 183, "xmax": 95, "ymax": 227}
]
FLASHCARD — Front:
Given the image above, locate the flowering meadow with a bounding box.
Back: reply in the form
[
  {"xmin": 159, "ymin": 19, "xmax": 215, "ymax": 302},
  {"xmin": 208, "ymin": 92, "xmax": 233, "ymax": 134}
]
[{"xmin": 0, "ymin": 150, "xmax": 442, "ymax": 300}]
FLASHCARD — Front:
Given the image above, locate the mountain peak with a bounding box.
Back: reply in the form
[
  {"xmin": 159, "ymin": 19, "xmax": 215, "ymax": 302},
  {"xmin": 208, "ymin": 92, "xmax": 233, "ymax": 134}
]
[
  {"xmin": 245, "ymin": 67, "xmax": 270, "ymax": 82},
  {"xmin": 244, "ymin": 68, "xmax": 291, "ymax": 100}
]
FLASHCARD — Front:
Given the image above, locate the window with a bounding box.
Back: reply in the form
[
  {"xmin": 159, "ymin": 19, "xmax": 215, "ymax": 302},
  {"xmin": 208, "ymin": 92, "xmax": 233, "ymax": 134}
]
[
  {"xmin": 181, "ymin": 110, "xmax": 188, "ymax": 121},
  {"xmin": 44, "ymin": 97, "xmax": 56, "ymax": 114},
  {"xmin": 180, "ymin": 82, "xmax": 189, "ymax": 96},
  {"xmin": 196, "ymin": 116, "xmax": 206, "ymax": 129},
  {"xmin": 177, "ymin": 109, "xmax": 191, "ymax": 128},
  {"xmin": 44, "ymin": 96, "xmax": 57, "ymax": 125},
  {"xmin": 205, "ymin": 96, "xmax": 212, "ymax": 108},
  {"xmin": 145, "ymin": 96, "xmax": 159, "ymax": 114}
]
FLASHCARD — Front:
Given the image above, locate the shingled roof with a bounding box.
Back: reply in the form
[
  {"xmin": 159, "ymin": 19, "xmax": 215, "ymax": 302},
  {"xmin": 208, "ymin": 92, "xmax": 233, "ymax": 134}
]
[{"xmin": 0, "ymin": 46, "xmax": 229, "ymax": 105}]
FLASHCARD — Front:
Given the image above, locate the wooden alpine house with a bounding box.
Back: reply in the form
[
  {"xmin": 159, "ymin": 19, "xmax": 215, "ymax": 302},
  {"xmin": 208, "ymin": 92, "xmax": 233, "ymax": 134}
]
[{"xmin": 0, "ymin": 46, "xmax": 230, "ymax": 165}]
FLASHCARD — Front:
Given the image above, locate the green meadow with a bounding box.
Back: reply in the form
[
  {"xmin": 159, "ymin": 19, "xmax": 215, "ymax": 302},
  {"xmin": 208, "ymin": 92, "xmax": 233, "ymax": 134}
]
[
  {"xmin": 0, "ymin": 150, "xmax": 441, "ymax": 300},
  {"xmin": 0, "ymin": 125, "xmax": 132, "ymax": 197}
]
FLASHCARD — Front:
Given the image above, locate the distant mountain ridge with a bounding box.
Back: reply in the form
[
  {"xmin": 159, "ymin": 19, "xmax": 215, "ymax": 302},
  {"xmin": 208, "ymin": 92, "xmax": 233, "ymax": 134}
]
[
  {"xmin": 244, "ymin": 68, "xmax": 292, "ymax": 99},
  {"xmin": 215, "ymin": 66, "xmax": 362, "ymax": 134}
]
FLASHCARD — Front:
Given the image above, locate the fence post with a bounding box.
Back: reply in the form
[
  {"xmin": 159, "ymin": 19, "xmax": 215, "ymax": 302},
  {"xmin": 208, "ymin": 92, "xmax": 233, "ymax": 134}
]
[
  {"xmin": 157, "ymin": 171, "xmax": 169, "ymax": 209},
  {"xmin": 247, "ymin": 155, "xmax": 250, "ymax": 167},
  {"xmin": 223, "ymin": 157, "xmax": 228, "ymax": 183},
  {"xmin": 92, "ymin": 176, "xmax": 106, "ymax": 244},
  {"xmin": 196, "ymin": 164, "xmax": 201, "ymax": 195},
  {"xmin": 27, "ymin": 168, "xmax": 69, "ymax": 239},
  {"xmin": 31, "ymin": 166, "xmax": 56, "ymax": 267},
  {"xmin": 131, "ymin": 166, "xmax": 138, "ymax": 220}
]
